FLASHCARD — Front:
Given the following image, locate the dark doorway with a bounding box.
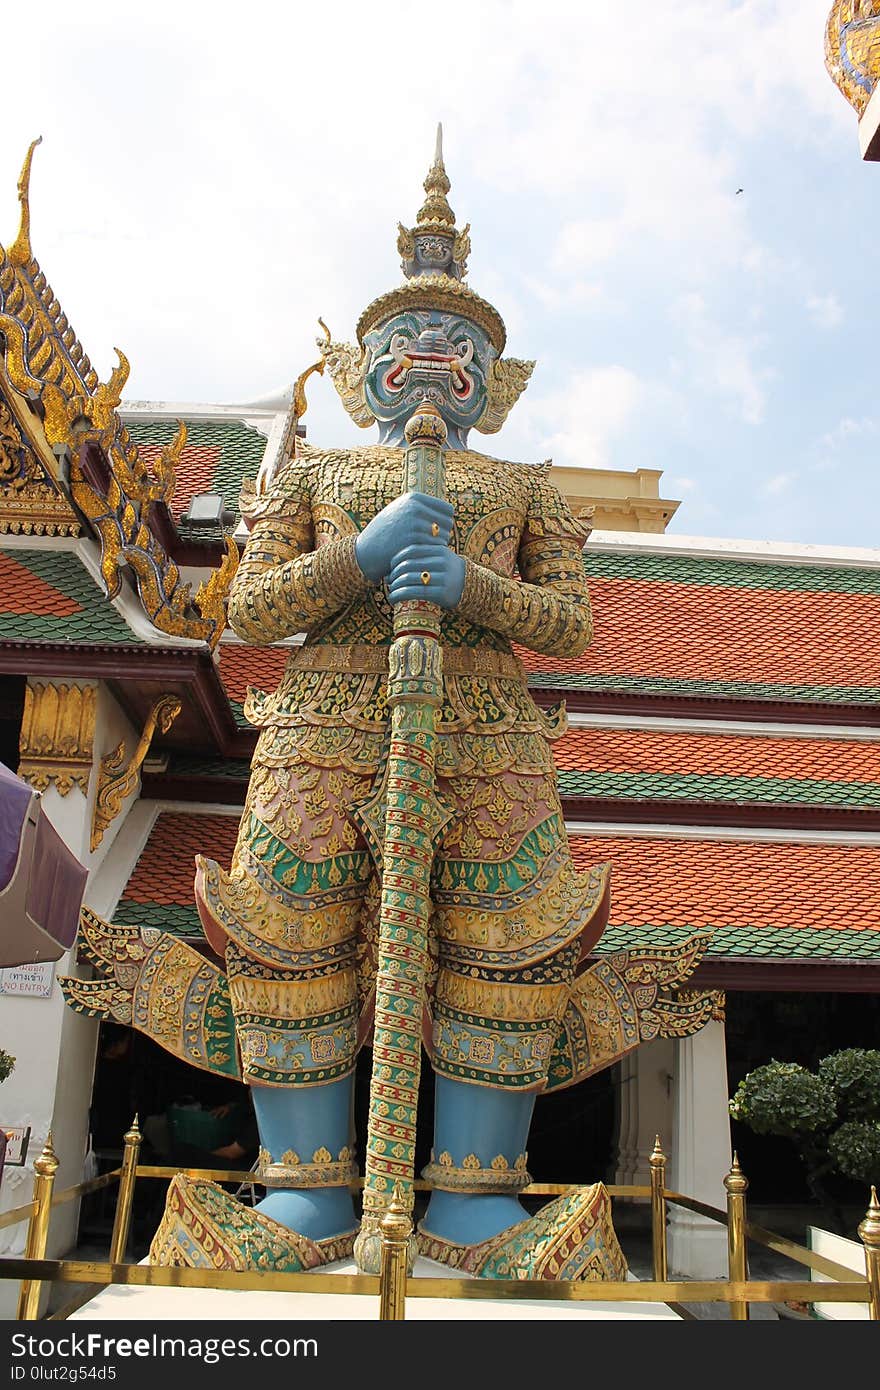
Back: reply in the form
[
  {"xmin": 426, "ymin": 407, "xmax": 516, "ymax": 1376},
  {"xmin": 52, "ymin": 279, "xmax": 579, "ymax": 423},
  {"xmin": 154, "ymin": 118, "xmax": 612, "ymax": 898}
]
[{"xmin": 0, "ymin": 674, "xmax": 25, "ymax": 773}]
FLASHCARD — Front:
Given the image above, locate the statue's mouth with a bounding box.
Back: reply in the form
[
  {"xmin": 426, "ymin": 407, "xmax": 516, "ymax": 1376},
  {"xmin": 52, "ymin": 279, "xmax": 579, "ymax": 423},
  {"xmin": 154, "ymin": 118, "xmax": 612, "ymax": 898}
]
[{"xmin": 384, "ymin": 350, "xmax": 473, "ymax": 400}]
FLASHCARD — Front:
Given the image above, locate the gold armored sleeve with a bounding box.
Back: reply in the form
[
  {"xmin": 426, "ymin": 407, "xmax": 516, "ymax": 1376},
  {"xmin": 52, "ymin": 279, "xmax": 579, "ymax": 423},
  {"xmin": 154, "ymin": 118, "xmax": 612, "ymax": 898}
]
[
  {"xmin": 226, "ymin": 462, "xmax": 371, "ymax": 645},
  {"xmin": 457, "ymin": 470, "xmax": 593, "ymax": 657}
]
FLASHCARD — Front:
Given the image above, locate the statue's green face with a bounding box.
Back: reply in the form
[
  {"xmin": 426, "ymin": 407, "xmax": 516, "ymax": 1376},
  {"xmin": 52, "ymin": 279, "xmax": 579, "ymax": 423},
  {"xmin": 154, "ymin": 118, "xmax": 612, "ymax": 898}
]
[{"xmin": 363, "ymin": 309, "xmax": 493, "ymax": 449}]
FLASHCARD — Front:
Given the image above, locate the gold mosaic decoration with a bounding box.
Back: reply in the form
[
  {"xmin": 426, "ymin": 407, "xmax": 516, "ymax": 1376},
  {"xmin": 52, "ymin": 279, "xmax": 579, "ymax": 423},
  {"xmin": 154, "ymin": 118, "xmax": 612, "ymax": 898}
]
[
  {"xmin": 256, "ymin": 1145, "xmax": 356, "ymax": 1189},
  {"xmin": 826, "ymin": 3, "xmax": 880, "ymax": 116},
  {"xmin": 422, "ymin": 1150, "xmax": 531, "ymax": 1193},
  {"xmin": 0, "ymin": 386, "xmax": 80, "ymax": 536},
  {"xmin": 546, "ymin": 934, "xmax": 725, "ymax": 1093},
  {"xmin": 18, "ymin": 681, "xmax": 96, "ymax": 796},
  {"xmin": 0, "ymin": 139, "xmax": 237, "ymax": 646},
  {"xmin": 91, "ymin": 694, "xmax": 182, "ymax": 850}
]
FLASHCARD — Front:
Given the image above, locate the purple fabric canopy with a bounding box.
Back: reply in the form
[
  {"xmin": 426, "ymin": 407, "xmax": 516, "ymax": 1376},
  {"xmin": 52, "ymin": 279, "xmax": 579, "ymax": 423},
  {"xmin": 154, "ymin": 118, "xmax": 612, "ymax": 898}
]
[
  {"xmin": 0, "ymin": 760, "xmax": 32, "ymax": 894},
  {"xmin": 0, "ymin": 761, "xmax": 88, "ymax": 966}
]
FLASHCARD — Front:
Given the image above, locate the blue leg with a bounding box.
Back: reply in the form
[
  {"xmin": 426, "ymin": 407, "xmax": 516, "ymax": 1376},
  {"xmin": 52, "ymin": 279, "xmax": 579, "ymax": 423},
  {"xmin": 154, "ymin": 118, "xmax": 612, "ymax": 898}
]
[
  {"xmin": 422, "ymin": 1076, "xmax": 536, "ymax": 1246},
  {"xmin": 251, "ymin": 1078, "xmax": 357, "ymax": 1243}
]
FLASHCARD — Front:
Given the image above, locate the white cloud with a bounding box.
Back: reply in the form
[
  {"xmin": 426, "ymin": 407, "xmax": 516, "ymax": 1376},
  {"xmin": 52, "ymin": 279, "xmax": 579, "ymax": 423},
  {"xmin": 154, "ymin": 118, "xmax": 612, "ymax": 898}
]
[
  {"xmin": 675, "ymin": 294, "xmax": 771, "ymax": 425},
  {"xmin": 762, "ymin": 472, "xmax": 798, "ymax": 497},
  {"xmin": 810, "ymin": 415, "xmax": 879, "ymax": 472},
  {"xmin": 806, "ymin": 293, "xmax": 844, "ymax": 329},
  {"xmin": 516, "ymin": 366, "xmax": 642, "ymax": 470},
  {"xmin": 819, "ymin": 416, "xmax": 878, "ymax": 451}
]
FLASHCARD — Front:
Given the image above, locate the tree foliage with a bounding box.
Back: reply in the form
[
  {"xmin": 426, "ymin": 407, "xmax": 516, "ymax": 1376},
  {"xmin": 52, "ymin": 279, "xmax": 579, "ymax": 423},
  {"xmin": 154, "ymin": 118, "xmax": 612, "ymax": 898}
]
[{"xmin": 729, "ymin": 1049, "xmax": 880, "ymax": 1219}]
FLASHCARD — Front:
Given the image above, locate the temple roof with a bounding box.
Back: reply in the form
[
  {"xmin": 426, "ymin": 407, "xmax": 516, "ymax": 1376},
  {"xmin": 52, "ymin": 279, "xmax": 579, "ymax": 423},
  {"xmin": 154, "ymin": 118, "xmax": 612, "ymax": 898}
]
[
  {"xmin": 0, "ymin": 548, "xmax": 146, "ymax": 644},
  {"xmin": 125, "ymin": 417, "xmax": 267, "ymax": 528},
  {"xmin": 520, "ymin": 543, "xmax": 880, "ymax": 709},
  {"xmin": 216, "ymin": 642, "xmax": 288, "ymax": 728},
  {"xmin": 569, "ymin": 833, "xmax": 880, "ymax": 964},
  {"xmin": 553, "ymin": 726, "xmax": 880, "ymax": 811}
]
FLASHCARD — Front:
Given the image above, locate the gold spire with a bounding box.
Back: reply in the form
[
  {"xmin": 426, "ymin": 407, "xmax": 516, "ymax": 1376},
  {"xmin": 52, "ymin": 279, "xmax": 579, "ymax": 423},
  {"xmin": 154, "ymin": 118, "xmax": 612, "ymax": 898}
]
[
  {"xmin": 415, "ymin": 123, "xmax": 455, "ymax": 231},
  {"xmin": 8, "ymin": 137, "xmax": 42, "ymax": 267}
]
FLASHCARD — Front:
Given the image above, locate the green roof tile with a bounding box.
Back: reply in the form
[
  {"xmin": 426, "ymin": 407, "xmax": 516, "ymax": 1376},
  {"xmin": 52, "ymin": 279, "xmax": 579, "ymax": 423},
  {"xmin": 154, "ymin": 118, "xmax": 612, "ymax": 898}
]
[
  {"xmin": 114, "ymin": 900, "xmax": 201, "ymax": 938},
  {"xmin": 0, "ymin": 549, "xmax": 143, "ymax": 644},
  {"xmin": 556, "ymin": 770, "xmax": 880, "ymax": 809},
  {"xmin": 528, "ymin": 671, "xmax": 880, "ymax": 704},
  {"xmin": 126, "ymin": 418, "xmax": 267, "ymax": 522},
  {"xmin": 595, "ymin": 924, "xmax": 880, "ymax": 960},
  {"xmin": 583, "ymin": 550, "xmax": 880, "ymax": 596}
]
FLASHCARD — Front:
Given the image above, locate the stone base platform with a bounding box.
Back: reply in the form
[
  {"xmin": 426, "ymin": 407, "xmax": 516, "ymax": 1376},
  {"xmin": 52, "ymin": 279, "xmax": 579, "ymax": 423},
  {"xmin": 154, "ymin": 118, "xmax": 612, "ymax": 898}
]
[{"xmin": 67, "ymin": 1256, "xmax": 681, "ymax": 1322}]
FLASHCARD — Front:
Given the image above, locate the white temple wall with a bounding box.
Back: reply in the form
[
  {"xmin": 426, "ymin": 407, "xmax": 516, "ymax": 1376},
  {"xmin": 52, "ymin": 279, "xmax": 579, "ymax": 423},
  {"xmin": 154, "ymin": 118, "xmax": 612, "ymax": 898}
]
[{"xmin": 0, "ymin": 682, "xmax": 146, "ymax": 1316}]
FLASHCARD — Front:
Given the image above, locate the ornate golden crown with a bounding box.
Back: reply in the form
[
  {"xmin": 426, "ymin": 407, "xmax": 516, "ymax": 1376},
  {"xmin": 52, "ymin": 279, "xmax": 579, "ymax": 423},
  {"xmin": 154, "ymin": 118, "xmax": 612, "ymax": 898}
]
[{"xmin": 322, "ymin": 127, "xmax": 533, "ymax": 433}]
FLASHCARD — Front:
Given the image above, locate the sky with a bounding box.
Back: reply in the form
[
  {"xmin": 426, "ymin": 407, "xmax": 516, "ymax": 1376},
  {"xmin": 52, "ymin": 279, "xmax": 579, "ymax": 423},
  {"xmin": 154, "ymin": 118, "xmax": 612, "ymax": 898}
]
[{"xmin": 1, "ymin": 1, "xmax": 877, "ymax": 549}]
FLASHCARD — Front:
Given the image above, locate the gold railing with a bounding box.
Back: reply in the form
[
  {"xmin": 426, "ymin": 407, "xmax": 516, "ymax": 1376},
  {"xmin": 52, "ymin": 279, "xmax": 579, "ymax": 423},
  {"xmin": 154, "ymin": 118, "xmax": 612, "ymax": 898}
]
[{"xmin": 0, "ymin": 1123, "xmax": 877, "ymax": 1322}]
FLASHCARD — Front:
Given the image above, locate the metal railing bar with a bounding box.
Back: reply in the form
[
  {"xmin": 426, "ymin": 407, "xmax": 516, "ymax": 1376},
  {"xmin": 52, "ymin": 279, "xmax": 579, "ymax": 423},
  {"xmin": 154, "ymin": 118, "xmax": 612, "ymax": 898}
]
[
  {"xmin": 132, "ymin": 1167, "xmax": 652, "ymax": 1200},
  {"xmin": 0, "ymin": 1257, "xmax": 869, "ymax": 1306},
  {"xmin": 663, "ymin": 1191, "xmax": 730, "ymax": 1224},
  {"xmin": 744, "ymin": 1220, "xmax": 866, "ymax": 1283},
  {"xmin": 0, "ymin": 1201, "xmax": 37, "ymax": 1231},
  {"xmin": 51, "ymin": 1171, "xmax": 122, "ymax": 1207}
]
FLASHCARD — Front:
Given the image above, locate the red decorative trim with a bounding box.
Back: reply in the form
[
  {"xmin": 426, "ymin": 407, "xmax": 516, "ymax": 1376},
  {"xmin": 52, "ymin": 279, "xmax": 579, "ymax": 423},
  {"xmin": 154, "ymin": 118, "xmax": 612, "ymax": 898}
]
[
  {"xmin": 560, "ymin": 796, "xmax": 880, "ymax": 833},
  {"xmin": 0, "ymin": 641, "xmax": 238, "ymax": 753},
  {"xmin": 687, "ymin": 957, "xmax": 880, "ymax": 994},
  {"xmin": 530, "ymin": 687, "xmax": 880, "ymax": 728}
]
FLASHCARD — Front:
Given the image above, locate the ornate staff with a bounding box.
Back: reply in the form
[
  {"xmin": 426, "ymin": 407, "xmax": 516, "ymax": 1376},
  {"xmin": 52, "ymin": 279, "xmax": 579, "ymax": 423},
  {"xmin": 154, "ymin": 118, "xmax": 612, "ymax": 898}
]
[{"xmin": 353, "ymin": 403, "xmax": 451, "ymax": 1272}]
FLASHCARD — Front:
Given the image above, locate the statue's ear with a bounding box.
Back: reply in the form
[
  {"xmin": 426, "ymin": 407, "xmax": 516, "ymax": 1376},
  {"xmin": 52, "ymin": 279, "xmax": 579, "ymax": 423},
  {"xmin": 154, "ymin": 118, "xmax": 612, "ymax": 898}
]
[
  {"xmin": 317, "ymin": 339, "xmax": 375, "ymax": 428},
  {"xmin": 476, "ymin": 357, "xmax": 535, "ymax": 434}
]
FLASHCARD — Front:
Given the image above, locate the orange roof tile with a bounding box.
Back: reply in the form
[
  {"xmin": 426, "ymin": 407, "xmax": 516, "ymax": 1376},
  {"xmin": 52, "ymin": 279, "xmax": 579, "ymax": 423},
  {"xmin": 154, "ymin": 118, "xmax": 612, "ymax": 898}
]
[
  {"xmin": 136, "ymin": 442, "xmax": 222, "ymax": 521},
  {"xmin": 553, "ymin": 727, "xmax": 880, "ymax": 783},
  {"xmin": 217, "ymin": 644, "xmax": 289, "ymax": 705},
  {"xmin": 115, "ymin": 814, "xmax": 880, "ymax": 958},
  {"xmin": 0, "ymin": 551, "xmax": 79, "ymax": 617},
  {"xmin": 569, "ymin": 834, "xmax": 880, "ymax": 934},
  {"xmin": 516, "ymin": 577, "xmax": 880, "ymax": 689},
  {"xmin": 122, "ymin": 812, "xmax": 239, "ymax": 906}
]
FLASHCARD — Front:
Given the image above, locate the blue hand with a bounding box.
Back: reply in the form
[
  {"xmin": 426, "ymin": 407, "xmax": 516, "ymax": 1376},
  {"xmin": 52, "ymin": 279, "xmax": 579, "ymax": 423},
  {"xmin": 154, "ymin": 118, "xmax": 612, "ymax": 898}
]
[
  {"xmin": 387, "ymin": 543, "xmax": 465, "ymax": 610},
  {"xmin": 355, "ymin": 492, "xmax": 454, "ymax": 583}
]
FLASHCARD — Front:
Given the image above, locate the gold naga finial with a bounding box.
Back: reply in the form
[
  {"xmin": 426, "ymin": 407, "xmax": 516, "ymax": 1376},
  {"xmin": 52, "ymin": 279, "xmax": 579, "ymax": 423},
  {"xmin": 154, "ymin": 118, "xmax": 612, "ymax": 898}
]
[{"xmin": 8, "ymin": 137, "xmax": 43, "ymax": 267}]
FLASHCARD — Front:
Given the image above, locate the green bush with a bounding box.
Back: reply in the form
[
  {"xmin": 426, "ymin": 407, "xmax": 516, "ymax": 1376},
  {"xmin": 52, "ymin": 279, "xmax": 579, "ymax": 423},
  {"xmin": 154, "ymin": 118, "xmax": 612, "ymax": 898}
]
[
  {"xmin": 818, "ymin": 1050, "xmax": 880, "ymax": 1122},
  {"xmin": 730, "ymin": 1048, "xmax": 880, "ymax": 1226},
  {"xmin": 827, "ymin": 1120, "xmax": 880, "ymax": 1186},
  {"xmin": 729, "ymin": 1061, "xmax": 837, "ymax": 1138},
  {"xmin": 0, "ymin": 1050, "xmax": 14, "ymax": 1084}
]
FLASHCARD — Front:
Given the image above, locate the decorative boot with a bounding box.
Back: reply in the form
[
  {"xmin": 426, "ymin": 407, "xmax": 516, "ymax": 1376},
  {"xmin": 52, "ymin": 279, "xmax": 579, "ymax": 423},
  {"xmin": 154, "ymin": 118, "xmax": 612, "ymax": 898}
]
[
  {"xmin": 150, "ymin": 1076, "xmax": 359, "ymax": 1272},
  {"xmin": 417, "ymin": 1076, "xmax": 627, "ymax": 1281}
]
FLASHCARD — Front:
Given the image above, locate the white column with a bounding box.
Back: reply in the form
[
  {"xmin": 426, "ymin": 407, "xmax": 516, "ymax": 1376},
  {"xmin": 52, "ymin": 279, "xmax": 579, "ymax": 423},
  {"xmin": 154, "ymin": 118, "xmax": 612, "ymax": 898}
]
[
  {"xmin": 0, "ymin": 681, "xmax": 143, "ymax": 1316},
  {"xmin": 614, "ymin": 1038, "xmax": 674, "ymax": 1190},
  {"xmin": 614, "ymin": 1054, "xmax": 639, "ymax": 1186},
  {"xmin": 667, "ymin": 1020, "xmax": 732, "ymax": 1278}
]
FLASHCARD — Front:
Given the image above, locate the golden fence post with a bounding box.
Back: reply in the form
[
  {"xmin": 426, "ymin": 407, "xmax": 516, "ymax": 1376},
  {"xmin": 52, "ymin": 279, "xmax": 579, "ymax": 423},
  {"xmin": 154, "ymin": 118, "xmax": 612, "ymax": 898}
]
[
  {"xmin": 858, "ymin": 1186, "xmax": 880, "ymax": 1322},
  {"xmin": 649, "ymin": 1135, "xmax": 668, "ymax": 1282},
  {"xmin": 16, "ymin": 1133, "xmax": 60, "ymax": 1320},
  {"xmin": 378, "ymin": 1182, "xmax": 412, "ymax": 1321},
  {"xmin": 109, "ymin": 1115, "xmax": 142, "ymax": 1265},
  {"xmin": 724, "ymin": 1153, "xmax": 750, "ymax": 1321}
]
